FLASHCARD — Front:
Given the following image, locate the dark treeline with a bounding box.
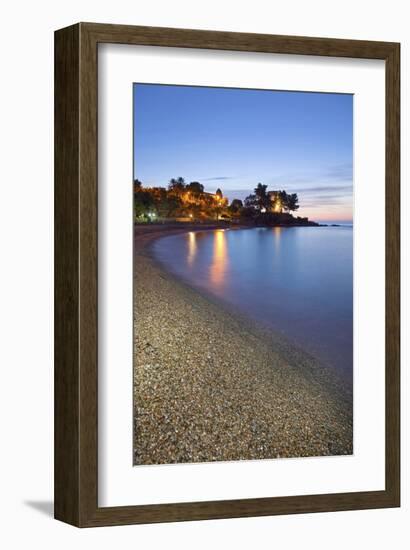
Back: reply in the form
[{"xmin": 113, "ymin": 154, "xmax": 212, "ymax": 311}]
[{"xmin": 134, "ymin": 177, "xmax": 316, "ymax": 226}]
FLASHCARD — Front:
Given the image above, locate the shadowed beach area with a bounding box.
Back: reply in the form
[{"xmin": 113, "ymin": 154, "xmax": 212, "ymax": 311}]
[{"xmin": 133, "ymin": 225, "xmax": 353, "ymax": 465}]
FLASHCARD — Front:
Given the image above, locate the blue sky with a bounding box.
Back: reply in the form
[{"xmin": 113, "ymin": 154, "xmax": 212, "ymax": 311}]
[{"xmin": 133, "ymin": 84, "xmax": 353, "ymax": 223}]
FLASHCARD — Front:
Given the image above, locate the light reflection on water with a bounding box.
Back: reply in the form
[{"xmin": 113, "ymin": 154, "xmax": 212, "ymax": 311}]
[
  {"xmin": 152, "ymin": 227, "xmax": 353, "ymax": 380},
  {"xmin": 187, "ymin": 231, "xmax": 197, "ymax": 267},
  {"xmin": 209, "ymin": 230, "xmax": 229, "ymax": 287}
]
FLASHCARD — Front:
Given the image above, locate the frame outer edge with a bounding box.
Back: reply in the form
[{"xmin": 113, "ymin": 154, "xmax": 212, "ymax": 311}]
[
  {"xmin": 54, "ymin": 23, "xmax": 81, "ymax": 526},
  {"xmin": 385, "ymin": 42, "xmax": 401, "ymax": 506},
  {"xmin": 78, "ymin": 22, "xmax": 398, "ymax": 59},
  {"xmin": 54, "ymin": 22, "xmax": 401, "ymax": 527}
]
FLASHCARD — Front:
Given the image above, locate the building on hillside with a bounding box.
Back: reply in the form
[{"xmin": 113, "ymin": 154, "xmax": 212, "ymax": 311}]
[{"xmin": 268, "ymin": 191, "xmax": 283, "ymax": 213}]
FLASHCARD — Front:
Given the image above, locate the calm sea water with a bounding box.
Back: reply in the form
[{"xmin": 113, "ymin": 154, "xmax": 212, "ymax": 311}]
[{"xmin": 152, "ymin": 227, "xmax": 353, "ymax": 380}]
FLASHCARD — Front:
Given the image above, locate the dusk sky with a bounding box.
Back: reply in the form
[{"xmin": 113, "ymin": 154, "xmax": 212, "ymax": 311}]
[{"xmin": 133, "ymin": 84, "xmax": 353, "ymax": 223}]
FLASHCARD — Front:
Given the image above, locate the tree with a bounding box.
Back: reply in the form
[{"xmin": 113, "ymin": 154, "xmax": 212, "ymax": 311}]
[
  {"xmin": 244, "ymin": 193, "xmax": 258, "ymax": 209},
  {"xmin": 241, "ymin": 206, "xmax": 257, "ymax": 218},
  {"xmin": 186, "ymin": 181, "xmax": 204, "ymax": 195},
  {"xmin": 254, "ymin": 183, "xmax": 271, "ymax": 212},
  {"xmin": 133, "ymin": 178, "xmax": 142, "ymax": 192},
  {"xmin": 134, "ymin": 190, "xmax": 156, "ymax": 220},
  {"xmin": 168, "ymin": 177, "xmax": 186, "ymax": 194},
  {"xmin": 229, "ymin": 199, "xmax": 243, "ymax": 214},
  {"xmin": 283, "ymin": 192, "xmax": 299, "ymax": 212},
  {"xmin": 157, "ymin": 194, "xmax": 182, "ymax": 218}
]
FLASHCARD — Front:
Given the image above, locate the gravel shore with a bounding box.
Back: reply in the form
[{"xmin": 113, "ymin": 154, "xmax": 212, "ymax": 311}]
[{"xmin": 133, "ymin": 226, "xmax": 353, "ymax": 465}]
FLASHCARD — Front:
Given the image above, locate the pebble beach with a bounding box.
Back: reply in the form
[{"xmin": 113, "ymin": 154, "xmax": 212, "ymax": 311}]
[{"xmin": 133, "ymin": 225, "xmax": 353, "ymax": 465}]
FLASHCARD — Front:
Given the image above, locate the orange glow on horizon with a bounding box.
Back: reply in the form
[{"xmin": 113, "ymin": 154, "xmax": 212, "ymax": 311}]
[{"xmin": 298, "ymin": 206, "xmax": 353, "ymax": 223}]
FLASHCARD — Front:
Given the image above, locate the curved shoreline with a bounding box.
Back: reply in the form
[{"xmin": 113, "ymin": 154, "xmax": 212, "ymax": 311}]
[{"xmin": 133, "ymin": 224, "xmax": 353, "ymax": 465}]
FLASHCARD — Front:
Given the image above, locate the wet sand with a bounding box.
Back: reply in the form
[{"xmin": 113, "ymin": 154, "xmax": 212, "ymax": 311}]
[{"xmin": 133, "ymin": 224, "xmax": 353, "ymax": 465}]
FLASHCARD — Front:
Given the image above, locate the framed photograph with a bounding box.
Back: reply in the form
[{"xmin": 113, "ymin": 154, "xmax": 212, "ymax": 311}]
[{"xmin": 54, "ymin": 23, "xmax": 400, "ymax": 527}]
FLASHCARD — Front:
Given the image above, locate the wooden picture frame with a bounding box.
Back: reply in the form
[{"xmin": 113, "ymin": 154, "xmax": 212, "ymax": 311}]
[{"xmin": 54, "ymin": 22, "xmax": 400, "ymax": 527}]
